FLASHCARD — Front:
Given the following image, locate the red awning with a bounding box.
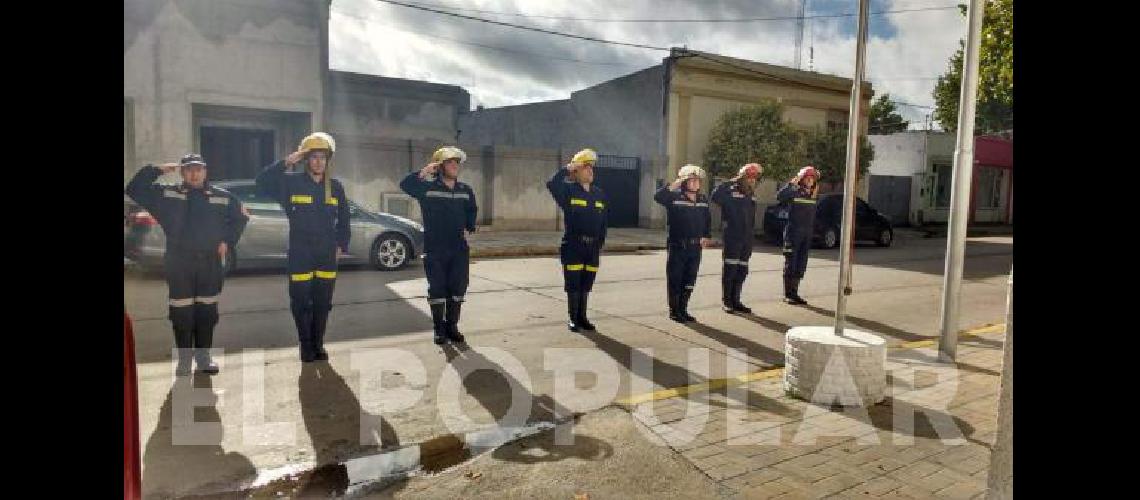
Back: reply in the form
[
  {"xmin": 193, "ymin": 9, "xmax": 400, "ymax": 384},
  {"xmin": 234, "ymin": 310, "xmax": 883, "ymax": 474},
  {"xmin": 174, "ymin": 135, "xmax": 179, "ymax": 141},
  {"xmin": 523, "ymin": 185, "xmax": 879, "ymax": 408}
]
[{"xmin": 974, "ymin": 135, "xmax": 1013, "ymax": 169}]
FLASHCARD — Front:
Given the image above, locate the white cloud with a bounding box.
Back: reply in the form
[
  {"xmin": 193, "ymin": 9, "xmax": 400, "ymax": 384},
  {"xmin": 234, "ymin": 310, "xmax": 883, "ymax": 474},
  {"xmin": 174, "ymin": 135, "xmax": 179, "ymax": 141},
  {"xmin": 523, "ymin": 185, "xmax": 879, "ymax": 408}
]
[{"xmin": 329, "ymin": 0, "xmax": 968, "ymax": 125}]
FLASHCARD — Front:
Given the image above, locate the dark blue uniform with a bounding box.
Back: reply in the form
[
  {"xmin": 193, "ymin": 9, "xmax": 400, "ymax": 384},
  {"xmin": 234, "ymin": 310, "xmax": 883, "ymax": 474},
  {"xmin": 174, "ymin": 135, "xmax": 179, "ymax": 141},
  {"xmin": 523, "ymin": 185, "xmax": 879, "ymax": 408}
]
[
  {"xmin": 711, "ymin": 180, "xmax": 756, "ymax": 312},
  {"xmin": 777, "ymin": 182, "xmax": 817, "ymax": 303},
  {"xmin": 256, "ymin": 160, "xmax": 350, "ymax": 361},
  {"xmin": 547, "ymin": 168, "xmax": 608, "ymax": 331},
  {"xmin": 400, "ymin": 172, "xmax": 478, "ymax": 343},
  {"xmin": 125, "ymin": 165, "xmax": 248, "ymax": 369},
  {"xmin": 547, "ymin": 168, "xmax": 608, "ymax": 293},
  {"xmin": 654, "ymin": 185, "xmax": 711, "ymax": 321}
]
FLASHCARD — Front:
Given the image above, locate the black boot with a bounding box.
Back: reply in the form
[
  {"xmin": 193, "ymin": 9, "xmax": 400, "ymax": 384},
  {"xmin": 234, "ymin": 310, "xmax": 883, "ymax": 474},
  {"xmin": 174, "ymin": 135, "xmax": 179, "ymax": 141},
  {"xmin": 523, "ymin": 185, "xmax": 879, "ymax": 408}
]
[
  {"xmin": 430, "ymin": 301, "xmax": 448, "ymax": 345},
  {"xmin": 784, "ymin": 277, "xmax": 806, "ymax": 305},
  {"xmin": 175, "ymin": 348, "xmax": 193, "ymax": 377},
  {"xmin": 291, "ymin": 301, "xmax": 317, "ymax": 362},
  {"xmin": 790, "ymin": 278, "xmax": 808, "ymax": 305},
  {"xmin": 731, "ymin": 277, "xmax": 752, "ymax": 314},
  {"xmin": 445, "ymin": 299, "xmax": 466, "ymax": 343},
  {"xmin": 567, "ymin": 292, "xmax": 582, "ymax": 332},
  {"xmin": 668, "ymin": 292, "xmax": 685, "ymax": 323},
  {"xmin": 721, "ymin": 274, "xmax": 735, "ymax": 313},
  {"xmin": 192, "ymin": 330, "xmax": 219, "ymax": 375},
  {"xmin": 171, "ymin": 307, "xmax": 194, "ymax": 376},
  {"xmin": 312, "ymin": 280, "xmax": 334, "ymax": 360},
  {"xmin": 311, "ymin": 306, "xmax": 330, "ymax": 361},
  {"xmin": 578, "ymin": 291, "xmax": 596, "ymax": 331},
  {"xmin": 679, "ymin": 290, "xmax": 697, "ymax": 322}
]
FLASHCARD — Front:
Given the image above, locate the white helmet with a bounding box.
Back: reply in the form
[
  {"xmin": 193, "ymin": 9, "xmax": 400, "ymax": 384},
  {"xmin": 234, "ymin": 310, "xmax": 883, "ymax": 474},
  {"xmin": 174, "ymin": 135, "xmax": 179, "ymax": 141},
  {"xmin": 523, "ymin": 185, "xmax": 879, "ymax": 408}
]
[{"xmin": 677, "ymin": 164, "xmax": 706, "ymax": 180}]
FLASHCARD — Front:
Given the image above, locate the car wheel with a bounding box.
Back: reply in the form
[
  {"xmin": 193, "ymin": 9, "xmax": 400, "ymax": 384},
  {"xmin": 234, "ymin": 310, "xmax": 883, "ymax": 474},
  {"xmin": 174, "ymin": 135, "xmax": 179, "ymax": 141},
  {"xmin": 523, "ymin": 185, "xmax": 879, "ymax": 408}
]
[
  {"xmin": 876, "ymin": 227, "xmax": 893, "ymax": 247},
  {"xmin": 371, "ymin": 234, "xmax": 410, "ymax": 271},
  {"xmin": 823, "ymin": 226, "xmax": 840, "ymax": 249}
]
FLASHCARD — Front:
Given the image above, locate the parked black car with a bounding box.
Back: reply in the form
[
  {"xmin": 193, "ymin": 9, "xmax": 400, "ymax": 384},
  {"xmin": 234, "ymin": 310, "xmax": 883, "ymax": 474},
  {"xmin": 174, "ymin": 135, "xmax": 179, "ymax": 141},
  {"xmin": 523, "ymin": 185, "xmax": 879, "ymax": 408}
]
[{"xmin": 762, "ymin": 193, "xmax": 894, "ymax": 248}]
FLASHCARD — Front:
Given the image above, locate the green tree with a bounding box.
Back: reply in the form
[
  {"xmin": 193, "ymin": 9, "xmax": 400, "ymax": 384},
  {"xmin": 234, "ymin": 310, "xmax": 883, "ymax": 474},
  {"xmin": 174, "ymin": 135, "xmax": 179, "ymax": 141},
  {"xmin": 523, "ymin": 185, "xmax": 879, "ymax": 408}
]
[
  {"xmin": 933, "ymin": 0, "xmax": 1013, "ymax": 133},
  {"xmin": 869, "ymin": 94, "xmax": 909, "ymax": 134},
  {"xmin": 801, "ymin": 126, "xmax": 873, "ymax": 187},
  {"xmin": 702, "ymin": 101, "xmax": 804, "ymax": 181},
  {"xmin": 703, "ymin": 101, "xmax": 873, "ymax": 186}
]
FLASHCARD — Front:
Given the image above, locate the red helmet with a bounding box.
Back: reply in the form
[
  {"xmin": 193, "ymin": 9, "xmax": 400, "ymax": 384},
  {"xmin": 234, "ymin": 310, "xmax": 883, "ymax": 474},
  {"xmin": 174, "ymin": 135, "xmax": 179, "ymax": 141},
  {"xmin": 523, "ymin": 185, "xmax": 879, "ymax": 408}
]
[{"xmin": 797, "ymin": 166, "xmax": 819, "ymax": 179}]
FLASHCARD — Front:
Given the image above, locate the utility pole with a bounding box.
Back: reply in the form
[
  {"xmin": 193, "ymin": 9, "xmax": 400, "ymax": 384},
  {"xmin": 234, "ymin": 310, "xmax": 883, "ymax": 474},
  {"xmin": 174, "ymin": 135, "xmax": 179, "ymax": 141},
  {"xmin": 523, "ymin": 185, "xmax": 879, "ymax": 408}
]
[
  {"xmin": 834, "ymin": 0, "xmax": 870, "ymax": 334},
  {"xmin": 937, "ymin": 0, "xmax": 986, "ymax": 361}
]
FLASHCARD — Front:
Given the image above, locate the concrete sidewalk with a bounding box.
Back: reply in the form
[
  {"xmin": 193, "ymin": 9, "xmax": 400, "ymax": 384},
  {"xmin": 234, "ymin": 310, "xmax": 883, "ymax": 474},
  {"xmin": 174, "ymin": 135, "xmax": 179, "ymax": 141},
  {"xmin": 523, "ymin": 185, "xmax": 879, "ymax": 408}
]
[
  {"xmin": 628, "ymin": 325, "xmax": 1006, "ymax": 499},
  {"xmin": 356, "ymin": 325, "xmax": 1007, "ymax": 499}
]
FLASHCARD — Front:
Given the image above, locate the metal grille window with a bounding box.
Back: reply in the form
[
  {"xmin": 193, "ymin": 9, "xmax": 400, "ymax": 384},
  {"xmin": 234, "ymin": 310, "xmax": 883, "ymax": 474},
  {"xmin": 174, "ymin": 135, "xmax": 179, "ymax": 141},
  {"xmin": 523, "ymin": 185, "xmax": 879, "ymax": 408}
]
[
  {"xmin": 933, "ymin": 163, "xmax": 952, "ymax": 208},
  {"xmin": 976, "ymin": 166, "xmax": 1002, "ymax": 209}
]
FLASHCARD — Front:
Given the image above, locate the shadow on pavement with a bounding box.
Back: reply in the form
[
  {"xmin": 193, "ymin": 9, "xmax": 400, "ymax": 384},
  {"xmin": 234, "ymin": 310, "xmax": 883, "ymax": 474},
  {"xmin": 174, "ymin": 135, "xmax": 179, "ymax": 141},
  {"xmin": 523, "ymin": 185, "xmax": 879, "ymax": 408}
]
[
  {"xmin": 142, "ymin": 375, "xmax": 256, "ymax": 498},
  {"xmin": 292, "ymin": 362, "xmax": 401, "ymax": 497},
  {"xmin": 800, "ymin": 304, "xmax": 928, "ymax": 343},
  {"xmin": 578, "ymin": 328, "xmax": 797, "ymax": 418},
  {"xmin": 683, "ymin": 321, "xmax": 785, "ymax": 367}
]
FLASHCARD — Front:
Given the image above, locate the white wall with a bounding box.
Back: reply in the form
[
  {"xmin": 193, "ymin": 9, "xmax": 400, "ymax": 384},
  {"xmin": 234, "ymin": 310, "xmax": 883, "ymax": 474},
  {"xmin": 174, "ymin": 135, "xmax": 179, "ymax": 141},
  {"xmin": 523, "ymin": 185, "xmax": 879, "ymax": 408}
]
[
  {"xmin": 124, "ymin": 0, "xmax": 325, "ymax": 182},
  {"xmin": 868, "ymin": 132, "xmax": 930, "ymax": 177}
]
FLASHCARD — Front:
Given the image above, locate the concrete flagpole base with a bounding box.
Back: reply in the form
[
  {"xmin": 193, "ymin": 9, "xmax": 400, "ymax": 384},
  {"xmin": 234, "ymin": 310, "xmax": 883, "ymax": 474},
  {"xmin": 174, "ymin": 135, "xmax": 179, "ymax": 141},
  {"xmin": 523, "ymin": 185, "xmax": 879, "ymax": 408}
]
[{"xmin": 784, "ymin": 326, "xmax": 887, "ymax": 407}]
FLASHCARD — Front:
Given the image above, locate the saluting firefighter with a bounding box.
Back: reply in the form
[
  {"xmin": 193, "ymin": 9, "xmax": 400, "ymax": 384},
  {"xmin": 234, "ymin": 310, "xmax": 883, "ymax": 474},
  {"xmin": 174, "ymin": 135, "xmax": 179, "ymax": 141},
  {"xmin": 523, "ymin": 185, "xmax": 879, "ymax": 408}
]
[
  {"xmin": 654, "ymin": 164, "xmax": 712, "ymax": 323},
  {"xmin": 547, "ymin": 148, "xmax": 608, "ymax": 332},
  {"xmin": 125, "ymin": 154, "xmax": 249, "ymax": 375},
  {"xmin": 256, "ymin": 133, "xmax": 351, "ymax": 362},
  {"xmin": 777, "ymin": 166, "xmax": 820, "ymax": 305},
  {"xmin": 710, "ymin": 163, "xmax": 762, "ymax": 314},
  {"xmin": 400, "ymin": 146, "xmax": 478, "ymax": 345}
]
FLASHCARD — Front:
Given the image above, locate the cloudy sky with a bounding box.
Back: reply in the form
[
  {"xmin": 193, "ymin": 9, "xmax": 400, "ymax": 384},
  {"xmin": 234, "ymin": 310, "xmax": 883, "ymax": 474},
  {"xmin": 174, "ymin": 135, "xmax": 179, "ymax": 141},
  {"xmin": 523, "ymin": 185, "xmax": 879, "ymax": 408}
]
[{"xmin": 329, "ymin": 0, "xmax": 967, "ymax": 129}]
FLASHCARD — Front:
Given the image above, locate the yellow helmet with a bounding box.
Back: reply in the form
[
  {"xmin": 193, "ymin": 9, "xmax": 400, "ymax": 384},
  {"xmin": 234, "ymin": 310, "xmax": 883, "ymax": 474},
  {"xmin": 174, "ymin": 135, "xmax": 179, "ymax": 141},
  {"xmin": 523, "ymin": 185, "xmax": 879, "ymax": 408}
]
[
  {"xmin": 432, "ymin": 146, "xmax": 467, "ymax": 164},
  {"xmin": 297, "ymin": 132, "xmax": 336, "ymax": 154},
  {"xmin": 571, "ymin": 148, "xmax": 598, "ymax": 166},
  {"xmin": 677, "ymin": 164, "xmax": 706, "ymax": 180}
]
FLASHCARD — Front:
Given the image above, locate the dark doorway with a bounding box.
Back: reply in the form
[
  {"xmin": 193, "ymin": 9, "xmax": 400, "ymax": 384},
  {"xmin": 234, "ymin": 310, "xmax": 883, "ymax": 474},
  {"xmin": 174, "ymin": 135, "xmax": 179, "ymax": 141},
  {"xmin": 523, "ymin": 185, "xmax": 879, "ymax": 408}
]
[
  {"xmin": 592, "ymin": 155, "xmax": 640, "ymax": 228},
  {"xmin": 868, "ymin": 175, "xmax": 912, "ymax": 226},
  {"xmin": 199, "ymin": 126, "xmax": 275, "ymax": 181}
]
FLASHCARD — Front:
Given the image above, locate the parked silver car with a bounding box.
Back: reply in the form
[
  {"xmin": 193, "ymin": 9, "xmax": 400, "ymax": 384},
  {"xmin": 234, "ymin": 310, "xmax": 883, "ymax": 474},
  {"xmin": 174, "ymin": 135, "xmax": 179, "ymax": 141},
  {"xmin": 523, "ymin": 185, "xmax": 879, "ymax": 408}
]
[{"xmin": 124, "ymin": 180, "xmax": 424, "ymax": 273}]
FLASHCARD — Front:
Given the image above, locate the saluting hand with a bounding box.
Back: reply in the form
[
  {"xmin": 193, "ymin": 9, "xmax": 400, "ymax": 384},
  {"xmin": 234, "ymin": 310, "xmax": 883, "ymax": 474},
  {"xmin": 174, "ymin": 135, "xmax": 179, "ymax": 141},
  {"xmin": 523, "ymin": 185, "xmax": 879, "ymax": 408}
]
[
  {"xmin": 285, "ymin": 151, "xmax": 305, "ymax": 167},
  {"xmin": 420, "ymin": 162, "xmax": 440, "ymax": 179},
  {"xmin": 158, "ymin": 162, "xmax": 179, "ymax": 174}
]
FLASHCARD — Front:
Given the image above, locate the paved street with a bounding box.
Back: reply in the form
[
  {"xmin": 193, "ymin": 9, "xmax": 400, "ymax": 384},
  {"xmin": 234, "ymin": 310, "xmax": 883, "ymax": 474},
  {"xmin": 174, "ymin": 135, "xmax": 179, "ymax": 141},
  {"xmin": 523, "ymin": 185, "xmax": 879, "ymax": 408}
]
[{"xmin": 126, "ymin": 234, "xmax": 1012, "ymax": 498}]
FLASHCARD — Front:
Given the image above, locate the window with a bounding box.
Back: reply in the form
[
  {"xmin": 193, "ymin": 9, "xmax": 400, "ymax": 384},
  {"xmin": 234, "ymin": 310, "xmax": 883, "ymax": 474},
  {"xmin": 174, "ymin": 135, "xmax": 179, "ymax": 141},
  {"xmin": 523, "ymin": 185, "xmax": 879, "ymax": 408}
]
[
  {"xmin": 933, "ymin": 163, "xmax": 952, "ymax": 208},
  {"xmin": 975, "ymin": 166, "xmax": 1003, "ymax": 209},
  {"xmin": 227, "ymin": 185, "xmax": 283, "ymax": 214}
]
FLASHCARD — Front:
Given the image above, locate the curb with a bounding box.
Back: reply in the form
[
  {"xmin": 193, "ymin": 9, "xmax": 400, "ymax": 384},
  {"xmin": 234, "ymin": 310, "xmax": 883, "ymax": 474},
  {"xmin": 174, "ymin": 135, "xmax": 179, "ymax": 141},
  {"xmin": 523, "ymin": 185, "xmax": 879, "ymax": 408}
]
[{"xmin": 187, "ymin": 418, "xmax": 578, "ymax": 498}]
